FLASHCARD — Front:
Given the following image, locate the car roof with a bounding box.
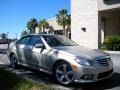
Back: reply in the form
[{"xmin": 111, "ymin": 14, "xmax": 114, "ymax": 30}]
[{"xmin": 22, "ymin": 34, "xmax": 60, "ymax": 38}]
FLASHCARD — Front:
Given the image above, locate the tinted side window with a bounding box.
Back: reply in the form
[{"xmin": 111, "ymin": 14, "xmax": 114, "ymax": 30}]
[
  {"xmin": 29, "ymin": 36, "xmax": 43, "ymax": 46},
  {"xmin": 43, "ymin": 36, "xmax": 63, "ymax": 47},
  {"xmin": 18, "ymin": 36, "xmax": 31, "ymax": 45}
]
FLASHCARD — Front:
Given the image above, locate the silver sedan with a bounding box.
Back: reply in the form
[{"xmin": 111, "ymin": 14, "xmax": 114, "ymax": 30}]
[{"xmin": 8, "ymin": 34, "xmax": 113, "ymax": 85}]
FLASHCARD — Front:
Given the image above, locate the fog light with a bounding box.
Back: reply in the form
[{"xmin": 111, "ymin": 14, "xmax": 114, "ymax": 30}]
[{"xmin": 81, "ymin": 74, "xmax": 94, "ymax": 80}]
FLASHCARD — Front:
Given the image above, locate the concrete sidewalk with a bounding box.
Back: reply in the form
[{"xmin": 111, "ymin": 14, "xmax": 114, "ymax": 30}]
[{"xmin": 105, "ymin": 51, "xmax": 120, "ymax": 54}]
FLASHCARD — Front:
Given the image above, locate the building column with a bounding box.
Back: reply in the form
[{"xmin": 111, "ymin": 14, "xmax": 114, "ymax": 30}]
[{"xmin": 71, "ymin": 0, "xmax": 98, "ymax": 49}]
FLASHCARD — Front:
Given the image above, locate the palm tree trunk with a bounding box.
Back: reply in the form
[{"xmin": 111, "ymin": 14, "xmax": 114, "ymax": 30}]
[
  {"xmin": 63, "ymin": 28, "xmax": 67, "ymax": 37},
  {"xmin": 43, "ymin": 27, "xmax": 45, "ymax": 33},
  {"xmin": 65, "ymin": 29, "xmax": 67, "ymax": 37},
  {"xmin": 31, "ymin": 29, "xmax": 35, "ymax": 33}
]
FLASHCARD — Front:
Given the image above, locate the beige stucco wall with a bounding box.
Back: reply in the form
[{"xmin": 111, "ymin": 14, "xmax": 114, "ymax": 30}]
[
  {"xmin": 47, "ymin": 18, "xmax": 62, "ymax": 30},
  {"xmin": 98, "ymin": 0, "xmax": 120, "ymax": 11},
  {"xmin": 47, "ymin": 18, "xmax": 70, "ymax": 37},
  {"xmin": 71, "ymin": 0, "xmax": 98, "ymax": 49}
]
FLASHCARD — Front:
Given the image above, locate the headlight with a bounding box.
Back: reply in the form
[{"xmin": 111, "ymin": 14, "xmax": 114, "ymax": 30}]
[{"xmin": 75, "ymin": 57, "xmax": 91, "ymax": 66}]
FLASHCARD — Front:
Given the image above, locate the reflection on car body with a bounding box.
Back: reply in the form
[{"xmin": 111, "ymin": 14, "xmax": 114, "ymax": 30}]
[{"xmin": 8, "ymin": 34, "xmax": 113, "ymax": 85}]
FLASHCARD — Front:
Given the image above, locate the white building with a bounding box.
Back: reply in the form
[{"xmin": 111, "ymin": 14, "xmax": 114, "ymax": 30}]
[{"xmin": 71, "ymin": 0, "xmax": 120, "ymax": 49}]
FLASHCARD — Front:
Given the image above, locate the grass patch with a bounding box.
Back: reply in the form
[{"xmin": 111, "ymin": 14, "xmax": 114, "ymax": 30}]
[{"xmin": 0, "ymin": 68, "xmax": 53, "ymax": 90}]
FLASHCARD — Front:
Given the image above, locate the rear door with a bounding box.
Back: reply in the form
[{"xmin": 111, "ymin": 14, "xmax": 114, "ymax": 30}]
[{"xmin": 16, "ymin": 36, "xmax": 31, "ymax": 64}]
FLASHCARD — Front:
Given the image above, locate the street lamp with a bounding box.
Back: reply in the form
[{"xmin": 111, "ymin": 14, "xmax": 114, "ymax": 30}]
[
  {"xmin": 7, "ymin": 32, "xmax": 9, "ymax": 39},
  {"xmin": 7, "ymin": 32, "xmax": 9, "ymax": 48},
  {"xmin": 15, "ymin": 33, "xmax": 17, "ymax": 40}
]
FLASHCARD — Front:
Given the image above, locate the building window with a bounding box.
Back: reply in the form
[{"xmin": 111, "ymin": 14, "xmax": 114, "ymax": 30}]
[{"xmin": 54, "ymin": 30, "xmax": 63, "ymax": 35}]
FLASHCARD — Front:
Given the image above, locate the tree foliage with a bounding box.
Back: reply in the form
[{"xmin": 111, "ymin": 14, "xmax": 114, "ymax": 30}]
[
  {"xmin": 27, "ymin": 18, "xmax": 38, "ymax": 33},
  {"xmin": 38, "ymin": 19, "xmax": 49, "ymax": 33},
  {"xmin": 56, "ymin": 9, "xmax": 71, "ymax": 36},
  {"xmin": 66, "ymin": 15, "xmax": 71, "ymax": 28},
  {"xmin": 1, "ymin": 33, "xmax": 6, "ymax": 39}
]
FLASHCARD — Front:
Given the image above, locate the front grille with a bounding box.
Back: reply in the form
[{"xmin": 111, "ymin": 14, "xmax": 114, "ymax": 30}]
[
  {"xmin": 96, "ymin": 57, "xmax": 111, "ymax": 66},
  {"xmin": 97, "ymin": 69, "xmax": 113, "ymax": 79}
]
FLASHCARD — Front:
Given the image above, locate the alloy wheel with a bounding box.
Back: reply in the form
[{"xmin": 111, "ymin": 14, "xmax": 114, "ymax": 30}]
[{"xmin": 55, "ymin": 63, "xmax": 74, "ymax": 85}]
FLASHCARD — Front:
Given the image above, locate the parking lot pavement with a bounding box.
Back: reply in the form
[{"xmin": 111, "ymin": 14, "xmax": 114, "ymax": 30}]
[
  {"xmin": 0, "ymin": 47, "xmax": 120, "ymax": 90},
  {"xmin": 110, "ymin": 54, "xmax": 120, "ymax": 73},
  {"xmin": 0, "ymin": 44, "xmax": 8, "ymax": 49},
  {"xmin": 0, "ymin": 44, "xmax": 8, "ymax": 54},
  {"xmin": 0, "ymin": 44, "xmax": 9, "ymax": 64}
]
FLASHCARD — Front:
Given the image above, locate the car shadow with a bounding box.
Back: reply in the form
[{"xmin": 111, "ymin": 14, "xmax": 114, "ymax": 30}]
[
  {"xmin": 21, "ymin": 68, "xmax": 120, "ymax": 90},
  {"xmin": 13, "ymin": 66, "xmax": 120, "ymax": 90},
  {"xmin": 16, "ymin": 65, "xmax": 58, "ymax": 84}
]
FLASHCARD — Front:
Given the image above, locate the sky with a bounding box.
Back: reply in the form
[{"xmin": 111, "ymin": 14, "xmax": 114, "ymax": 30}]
[{"xmin": 0, "ymin": 0, "xmax": 70, "ymax": 39}]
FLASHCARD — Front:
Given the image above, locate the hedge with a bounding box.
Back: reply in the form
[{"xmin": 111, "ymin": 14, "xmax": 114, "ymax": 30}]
[{"xmin": 101, "ymin": 35, "xmax": 120, "ymax": 51}]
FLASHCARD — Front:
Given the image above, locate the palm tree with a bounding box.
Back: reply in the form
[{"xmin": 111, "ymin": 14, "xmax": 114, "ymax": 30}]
[
  {"xmin": 56, "ymin": 9, "xmax": 71, "ymax": 36},
  {"xmin": 66, "ymin": 15, "xmax": 71, "ymax": 29},
  {"xmin": 38, "ymin": 19, "xmax": 49, "ymax": 33},
  {"xmin": 27, "ymin": 18, "xmax": 38, "ymax": 33}
]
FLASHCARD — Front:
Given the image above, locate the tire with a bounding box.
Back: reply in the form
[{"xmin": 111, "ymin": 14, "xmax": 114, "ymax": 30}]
[
  {"xmin": 10, "ymin": 54, "xmax": 18, "ymax": 68},
  {"xmin": 55, "ymin": 62, "xmax": 74, "ymax": 85}
]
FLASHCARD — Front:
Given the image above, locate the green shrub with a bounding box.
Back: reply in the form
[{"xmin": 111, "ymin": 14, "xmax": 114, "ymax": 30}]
[{"xmin": 101, "ymin": 35, "xmax": 120, "ymax": 51}]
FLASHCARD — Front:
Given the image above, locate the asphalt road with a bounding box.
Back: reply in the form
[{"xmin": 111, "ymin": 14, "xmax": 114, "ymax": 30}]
[{"xmin": 0, "ymin": 44, "xmax": 120, "ymax": 90}]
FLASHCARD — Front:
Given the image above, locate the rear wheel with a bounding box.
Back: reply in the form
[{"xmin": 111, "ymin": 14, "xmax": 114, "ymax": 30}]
[
  {"xmin": 55, "ymin": 62, "xmax": 74, "ymax": 85},
  {"xmin": 10, "ymin": 54, "xmax": 18, "ymax": 68}
]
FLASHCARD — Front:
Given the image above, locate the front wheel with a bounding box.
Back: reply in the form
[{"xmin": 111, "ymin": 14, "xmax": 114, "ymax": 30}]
[
  {"xmin": 10, "ymin": 54, "xmax": 18, "ymax": 68},
  {"xmin": 55, "ymin": 62, "xmax": 74, "ymax": 85}
]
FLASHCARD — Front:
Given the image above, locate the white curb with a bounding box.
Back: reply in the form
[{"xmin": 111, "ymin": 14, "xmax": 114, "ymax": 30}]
[{"xmin": 104, "ymin": 51, "xmax": 120, "ymax": 54}]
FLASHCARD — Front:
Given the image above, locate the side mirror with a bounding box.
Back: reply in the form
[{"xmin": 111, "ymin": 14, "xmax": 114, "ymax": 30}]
[{"xmin": 35, "ymin": 44, "xmax": 45, "ymax": 48}]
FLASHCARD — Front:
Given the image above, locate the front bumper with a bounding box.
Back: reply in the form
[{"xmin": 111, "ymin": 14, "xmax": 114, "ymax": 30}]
[{"xmin": 73, "ymin": 62, "xmax": 113, "ymax": 83}]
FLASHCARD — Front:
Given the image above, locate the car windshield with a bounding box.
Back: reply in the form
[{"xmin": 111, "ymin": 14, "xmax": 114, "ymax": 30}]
[{"xmin": 42, "ymin": 35, "xmax": 78, "ymax": 47}]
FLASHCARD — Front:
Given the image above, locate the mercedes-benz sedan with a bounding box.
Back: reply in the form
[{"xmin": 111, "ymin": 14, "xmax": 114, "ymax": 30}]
[{"xmin": 8, "ymin": 34, "xmax": 113, "ymax": 85}]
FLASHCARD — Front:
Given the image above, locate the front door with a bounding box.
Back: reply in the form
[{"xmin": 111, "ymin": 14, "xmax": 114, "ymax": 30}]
[{"xmin": 28, "ymin": 36, "xmax": 44, "ymax": 68}]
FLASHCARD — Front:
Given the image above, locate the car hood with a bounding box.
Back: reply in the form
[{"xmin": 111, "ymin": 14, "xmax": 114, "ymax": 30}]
[{"xmin": 53, "ymin": 46, "xmax": 109, "ymax": 60}]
